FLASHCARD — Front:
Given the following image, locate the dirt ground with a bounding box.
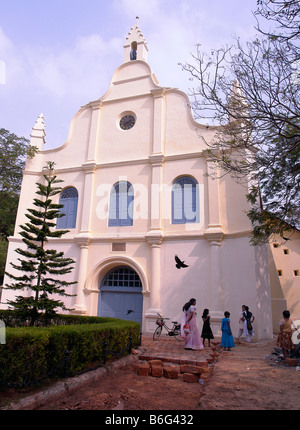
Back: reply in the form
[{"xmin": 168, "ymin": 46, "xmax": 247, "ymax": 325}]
[{"xmin": 25, "ymin": 338, "xmax": 299, "ymax": 411}]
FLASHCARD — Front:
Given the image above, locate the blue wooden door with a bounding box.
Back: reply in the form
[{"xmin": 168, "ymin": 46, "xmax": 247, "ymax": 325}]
[{"xmin": 98, "ymin": 266, "xmax": 143, "ymax": 326}]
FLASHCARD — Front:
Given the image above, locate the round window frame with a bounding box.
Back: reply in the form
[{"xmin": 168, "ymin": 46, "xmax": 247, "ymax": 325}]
[{"xmin": 118, "ymin": 112, "xmax": 136, "ymax": 131}]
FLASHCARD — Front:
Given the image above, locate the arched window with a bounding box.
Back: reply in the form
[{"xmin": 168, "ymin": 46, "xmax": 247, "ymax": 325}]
[
  {"xmin": 130, "ymin": 41, "xmax": 137, "ymax": 60},
  {"xmin": 108, "ymin": 181, "xmax": 134, "ymax": 227},
  {"xmin": 56, "ymin": 187, "xmax": 78, "ymax": 229},
  {"xmin": 172, "ymin": 176, "xmax": 199, "ymax": 224}
]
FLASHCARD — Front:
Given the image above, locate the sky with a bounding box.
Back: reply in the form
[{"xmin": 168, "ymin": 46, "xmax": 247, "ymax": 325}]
[{"xmin": 0, "ymin": 0, "xmax": 260, "ymax": 150}]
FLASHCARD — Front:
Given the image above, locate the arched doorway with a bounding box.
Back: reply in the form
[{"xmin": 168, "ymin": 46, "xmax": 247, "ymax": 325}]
[{"xmin": 98, "ymin": 266, "xmax": 143, "ymax": 326}]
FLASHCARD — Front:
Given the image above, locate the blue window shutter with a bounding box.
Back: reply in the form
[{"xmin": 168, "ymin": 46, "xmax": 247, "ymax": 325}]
[
  {"xmin": 172, "ymin": 177, "xmax": 199, "ymax": 224},
  {"xmin": 172, "ymin": 183, "xmax": 184, "ymax": 223},
  {"xmin": 109, "ymin": 182, "xmax": 134, "ymax": 227},
  {"xmin": 184, "ymin": 183, "xmax": 197, "ymax": 222},
  {"xmin": 123, "ymin": 184, "xmax": 134, "ymax": 226},
  {"xmin": 108, "ymin": 186, "xmax": 118, "ymax": 226},
  {"xmin": 56, "ymin": 187, "xmax": 78, "ymax": 229}
]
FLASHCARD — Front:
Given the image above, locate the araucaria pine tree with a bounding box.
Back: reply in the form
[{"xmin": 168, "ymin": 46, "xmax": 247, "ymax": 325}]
[{"xmin": 5, "ymin": 162, "xmax": 76, "ymax": 325}]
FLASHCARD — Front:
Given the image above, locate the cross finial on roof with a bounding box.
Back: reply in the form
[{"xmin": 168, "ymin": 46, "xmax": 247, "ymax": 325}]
[{"xmin": 136, "ymin": 16, "xmax": 139, "ymax": 26}]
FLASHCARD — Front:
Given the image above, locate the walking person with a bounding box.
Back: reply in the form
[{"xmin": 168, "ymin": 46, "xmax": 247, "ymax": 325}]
[
  {"xmin": 237, "ymin": 305, "xmax": 246, "ymax": 343},
  {"xmin": 201, "ymin": 308, "xmax": 214, "ymax": 347},
  {"xmin": 221, "ymin": 311, "xmax": 235, "ymax": 351},
  {"xmin": 277, "ymin": 310, "xmax": 294, "ymax": 359},
  {"xmin": 243, "ymin": 305, "xmax": 255, "ymax": 343},
  {"xmin": 181, "ymin": 298, "xmax": 204, "ymax": 350}
]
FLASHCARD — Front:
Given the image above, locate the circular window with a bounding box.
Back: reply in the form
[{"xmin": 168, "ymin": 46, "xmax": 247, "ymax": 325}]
[{"xmin": 119, "ymin": 114, "xmax": 136, "ymax": 130}]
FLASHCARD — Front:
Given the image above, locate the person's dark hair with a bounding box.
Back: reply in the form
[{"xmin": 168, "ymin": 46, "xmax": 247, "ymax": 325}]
[
  {"xmin": 183, "ymin": 298, "xmax": 196, "ymax": 312},
  {"xmin": 283, "ymin": 310, "xmax": 290, "ymax": 319},
  {"xmin": 243, "ymin": 305, "xmax": 252, "ymax": 319},
  {"xmin": 224, "ymin": 311, "xmax": 230, "ymax": 317},
  {"xmin": 202, "ymin": 308, "xmax": 209, "ymax": 318}
]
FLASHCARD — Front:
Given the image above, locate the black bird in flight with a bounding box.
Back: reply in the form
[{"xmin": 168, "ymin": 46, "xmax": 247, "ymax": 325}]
[
  {"xmin": 175, "ymin": 255, "xmax": 188, "ymax": 269},
  {"xmin": 125, "ymin": 310, "xmax": 134, "ymax": 315}
]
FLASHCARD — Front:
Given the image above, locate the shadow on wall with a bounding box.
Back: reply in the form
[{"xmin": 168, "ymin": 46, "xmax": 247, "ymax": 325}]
[
  {"xmin": 160, "ymin": 240, "xmax": 210, "ymax": 330},
  {"xmin": 254, "ymin": 243, "xmax": 273, "ymax": 338},
  {"xmin": 268, "ymin": 244, "xmax": 287, "ymax": 333}
]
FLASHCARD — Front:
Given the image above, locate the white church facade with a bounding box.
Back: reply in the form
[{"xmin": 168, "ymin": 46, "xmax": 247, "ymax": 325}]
[{"xmin": 1, "ymin": 21, "xmax": 278, "ymax": 339}]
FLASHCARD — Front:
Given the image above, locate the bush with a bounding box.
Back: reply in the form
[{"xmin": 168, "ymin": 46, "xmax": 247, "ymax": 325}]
[
  {"xmin": 0, "ymin": 309, "xmax": 116, "ymax": 327},
  {"xmin": 0, "ymin": 316, "xmax": 140, "ymax": 386}
]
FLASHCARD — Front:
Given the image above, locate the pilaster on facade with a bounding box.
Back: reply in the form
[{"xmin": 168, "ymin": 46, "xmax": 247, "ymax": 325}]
[
  {"xmin": 74, "ymin": 233, "xmax": 91, "ymax": 248},
  {"xmin": 203, "ymin": 227, "xmax": 224, "ymax": 246},
  {"xmin": 145, "ymin": 229, "xmax": 164, "ymax": 247},
  {"xmin": 86, "ymin": 100, "xmax": 102, "ymax": 163},
  {"xmin": 151, "ymin": 88, "xmax": 165, "ymax": 155},
  {"xmin": 148, "ymin": 153, "xmax": 164, "ymax": 166},
  {"xmin": 150, "ymin": 88, "xmax": 166, "ymax": 99},
  {"xmin": 145, "ymin": 229, "xmax": 163, "ymax": 329},
  {"xmin": 72, "ymin": 233, "xmax": 92, "ymax": 315},
  {"xmin": 81, "ymin": 161, "xmax": 97, "ymax": 173},
  {"xmin": 204, "ymin": 225, "xmax": 224, "ymax": 336}
]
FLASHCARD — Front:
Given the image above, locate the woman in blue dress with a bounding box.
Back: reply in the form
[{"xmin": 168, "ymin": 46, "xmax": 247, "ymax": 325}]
[{"xmin": 221, "ymin": 311, "xmax": 235, "ymax": 350}]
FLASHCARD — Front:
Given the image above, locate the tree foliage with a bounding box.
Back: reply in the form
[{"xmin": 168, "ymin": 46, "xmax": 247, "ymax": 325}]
[
  {"xmin": 180, "ymin": 0, "xmax": 300, "ymax": 244},
  {"xmin": 0, "ymin": 129, "xmax": 37, "ymax": 240},
  {"xmin": 4, "ymin": 162, "xmax": 76, "ymax": 325},
  {"xmin": 0, "ymin": 129, "xmax": 38, "ymax": 284}
]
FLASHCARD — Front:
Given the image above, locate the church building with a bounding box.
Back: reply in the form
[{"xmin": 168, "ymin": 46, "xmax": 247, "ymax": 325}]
[{"xmin": 2, "ymin": 20, "xmax": 278, "ymax": 339}]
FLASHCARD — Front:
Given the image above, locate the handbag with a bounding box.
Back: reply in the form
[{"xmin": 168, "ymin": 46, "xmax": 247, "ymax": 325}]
[
  {"xmin": 246, "ymin": 319, "xmax": 252, "ymax": 331},
  {"xmin": 183, "ymin": 324, "xmax": 190, "ymax": 334}
]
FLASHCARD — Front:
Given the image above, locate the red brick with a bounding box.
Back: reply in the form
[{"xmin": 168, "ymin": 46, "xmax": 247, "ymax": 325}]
[
  {"xmin": 196, "ymin": 360, "xmax": 208, "ymax": 367},
  {"xmin": 182, "ymin": 373, "xmax": 199, "ymax": 383},
  {"xmin": 180, "ymin": 364, "xmax": 202, "ymax": 374},
  {"xmin": 163, "ymin": 365, "xmax": 179, "ymax": 379},
  {"xmin": 151, "ymin": 365, "xmax": 163, "ymax": 377},
  {"xmin": 149, "ymin": 359, "xmax": 163, "ymax": 367},
  {"xmin": 135, "ymin": 362, "xmax": 150, "ymax": 376}
]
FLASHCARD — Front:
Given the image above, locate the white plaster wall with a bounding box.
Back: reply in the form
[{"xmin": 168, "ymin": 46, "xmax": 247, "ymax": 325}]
[
  {"xmin": 159, "ymin": 238, "xmax": 211, "ymax": 334},
  {"xmin": 220, "ymin": 237, "xmax": 273, "ymax": 339},
  {"xmin": 269, "ymin": 231, "xmax": 300, "ymax": 326},
  {"xmin": 96, "ymin": 98, "xmax": 152, "ymax": 164},
  {"xmin": 164, "ymin": 91, "xmax": 217, "ymax": 156}
]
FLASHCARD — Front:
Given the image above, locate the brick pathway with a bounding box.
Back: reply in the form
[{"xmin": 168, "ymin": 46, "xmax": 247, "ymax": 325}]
[{"xmin": 139, "ymin": 333, "xmax": 216, "ymax": 365}]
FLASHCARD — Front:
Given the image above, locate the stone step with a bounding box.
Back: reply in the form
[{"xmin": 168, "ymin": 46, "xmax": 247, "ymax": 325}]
[
  {"xmin": 138, "ymin": 352, "xmax": 209, "ymax": 366},
  {"xmin": 134, "ymin": 352, "xmax": 220, "ymax": 383}
]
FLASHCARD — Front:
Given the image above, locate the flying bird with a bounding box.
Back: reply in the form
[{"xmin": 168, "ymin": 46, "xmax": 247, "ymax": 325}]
[
  {"xmin": 125, "ymin": 310, "xmax": 134, "ymax": 315},
  {"xmin": 175, "ymin": 255, "xmax": 189, "ymax": 269}
]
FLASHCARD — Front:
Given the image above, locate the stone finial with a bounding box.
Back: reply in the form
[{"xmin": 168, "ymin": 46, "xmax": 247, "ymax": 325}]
[
  {"xmin": 30, "ymin": 113, "xmax": 46, "ymax": 148},
  {"xmin": 228, "ymin": 79, "xmax": 248, "ymax": 122}
]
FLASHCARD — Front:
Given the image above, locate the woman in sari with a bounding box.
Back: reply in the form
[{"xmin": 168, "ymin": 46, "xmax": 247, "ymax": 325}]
[
  {"xmin": 277, "ymin": 310, "xmax": 294, "ymax": 359},
  {"xmin": 181, "ymin": 298, "xmax": 204, "ymax": 350}
]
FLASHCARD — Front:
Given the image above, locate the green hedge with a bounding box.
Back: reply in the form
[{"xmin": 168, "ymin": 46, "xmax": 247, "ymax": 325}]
[
  {"xmin": 0, "ymin": 309, "xmax": 117, "ymax": 327},
  {"xmin": 0, "ymin": 317, "xmax": 140, "ymax": 386}
]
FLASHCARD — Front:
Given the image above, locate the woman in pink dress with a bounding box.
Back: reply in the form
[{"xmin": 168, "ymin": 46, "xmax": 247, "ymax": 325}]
[{"xmin": 181, "ymin": 298, "xmax": 204, "ymax": 350}]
